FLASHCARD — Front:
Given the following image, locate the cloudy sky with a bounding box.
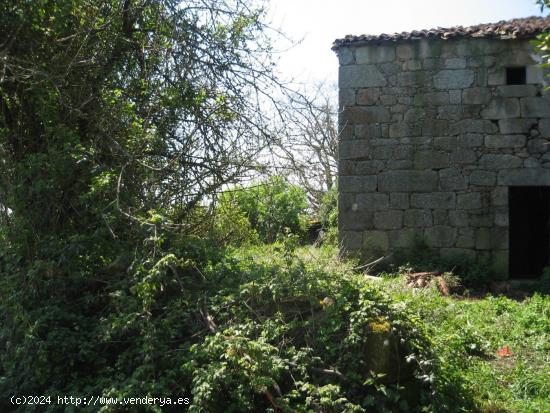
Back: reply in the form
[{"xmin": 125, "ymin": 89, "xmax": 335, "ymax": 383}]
[{"xmin": 268, "ymin": 0, "xmax": 548, "ymax": 87}]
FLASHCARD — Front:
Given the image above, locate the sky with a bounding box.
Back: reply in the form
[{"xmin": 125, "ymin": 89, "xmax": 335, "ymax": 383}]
[{"xmin": 268, "ymin": 0, "xmax": 548, "ymax": 87}]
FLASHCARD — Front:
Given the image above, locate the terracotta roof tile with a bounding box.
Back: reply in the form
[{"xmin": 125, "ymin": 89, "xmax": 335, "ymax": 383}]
[{"xmin": 332, "ymin": 16, "xmax": 550, "ymax": 49}]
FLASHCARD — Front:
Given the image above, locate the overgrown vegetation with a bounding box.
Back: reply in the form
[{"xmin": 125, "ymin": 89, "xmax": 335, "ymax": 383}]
[
  {"xmin": 0, "ymin": 1, "xmax": 548, "ymax": 412},
  {"xmin": 380, "ymin": 272, "xmax": 550, "ymax": 413}
]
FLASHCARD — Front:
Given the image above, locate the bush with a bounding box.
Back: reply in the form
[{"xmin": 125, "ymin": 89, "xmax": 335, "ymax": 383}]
[{"xmin": 218, "ymin": 176, "xmax": 308, "ymax": 243}]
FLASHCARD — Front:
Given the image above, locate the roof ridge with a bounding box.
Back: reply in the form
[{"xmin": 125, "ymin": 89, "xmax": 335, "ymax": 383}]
[{"xmin": 332, "ymin": 15, "xmax": 550, "ymax": 50}]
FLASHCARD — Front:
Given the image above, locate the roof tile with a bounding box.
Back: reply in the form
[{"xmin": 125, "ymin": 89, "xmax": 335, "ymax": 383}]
[{"xmin": 332, "ymin": 16, "xmax": 550, "ymax": 49}]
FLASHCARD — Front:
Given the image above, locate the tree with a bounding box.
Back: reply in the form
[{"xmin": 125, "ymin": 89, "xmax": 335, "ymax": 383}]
[
  {"xmin": 271, "ymin": 85, "xmax": 339, "ymax": 211},
  {"xmin": 0, "ymin": 0, "xmax": 287, "ymax": 401}
]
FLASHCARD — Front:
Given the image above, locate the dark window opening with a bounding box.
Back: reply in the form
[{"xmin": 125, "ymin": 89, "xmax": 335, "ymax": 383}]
[
  {"xmin": 509, "ymin": 186, "xmax": 550, "ymax": 278},
  {"xmin": 506, "ymin": 67, "xmax": 526, "ymax": 85}
]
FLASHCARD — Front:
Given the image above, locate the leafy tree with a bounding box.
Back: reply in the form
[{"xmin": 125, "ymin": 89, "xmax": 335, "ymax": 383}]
[
  {"xmin": 218, "ymin": 176, "xmax": 308, "ymax": 243},
  {"xmin": 0, "ymin": 0, "xmax": 286, "ymax": 404}
]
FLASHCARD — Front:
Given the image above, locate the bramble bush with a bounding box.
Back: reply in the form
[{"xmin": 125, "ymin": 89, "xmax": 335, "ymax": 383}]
[{"xmin": 216, "ymin": 176, "xmax": 309, "ymax": 244}]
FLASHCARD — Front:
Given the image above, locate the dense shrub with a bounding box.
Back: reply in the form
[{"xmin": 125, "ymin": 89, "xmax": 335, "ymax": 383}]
[
  {"xmin": 1, "ymin": 241, "xmax": 443, "ymax": 412},
  {"xmin": 218, "ymin": 176, "xmax": 308, "ymax": 243}
]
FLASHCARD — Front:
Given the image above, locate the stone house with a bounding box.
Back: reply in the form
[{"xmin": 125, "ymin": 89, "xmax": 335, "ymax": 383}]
[{"xmin": 333, "ymin": 17, "xmax": 550, "ymax": 278}]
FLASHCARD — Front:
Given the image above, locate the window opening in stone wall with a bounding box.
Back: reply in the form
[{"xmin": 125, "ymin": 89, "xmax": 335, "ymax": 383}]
[
  {"xmin": 509, "ymin": 186, "xmax": 550, "ymax": 278},
  {"xmin": 506, "ymin": 67, "xmax": 526, "ymax": 85}
]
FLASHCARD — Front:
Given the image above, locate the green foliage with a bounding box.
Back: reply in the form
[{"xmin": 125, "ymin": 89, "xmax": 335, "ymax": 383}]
[
  {"xmin": 316, "ymin": 186, "xmax": 339, "ymax": 245},
  {"xmin": 535, "ymin": 1, "xmax": 550, "ymax": 84},
  {"xmin": 385, "ymin": 275, "xmax": 550, "ymax": 413},
  {"xmin": 218, "ymin": 176, "xmax": 309, "ymax": 243}
]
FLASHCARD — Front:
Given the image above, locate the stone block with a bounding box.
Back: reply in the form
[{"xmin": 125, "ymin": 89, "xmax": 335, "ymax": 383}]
[
  {"xmin": 355, "ymin": 160, "xmax": 385, "ymax": 174},
  {"xmin": 390, "ymin": 193, "xmax": 409, "ymax": 209},
  {"xmin": 479, "ymin": 154, "xmax": 522, "ymax": 170},
  {"xmin": 496, "ymin": 85, "xmax": 538, "ymax": 97},
  {"xmin": 398, "ymin": 71, "xmax": 431, "ymax": 86},
  {"xmin": 481, "ymin": 98, "xmax": 521, "ymax": 119},
  {"xmin": 339, "ymin": 160, "xmax": 355, "ymax": 176},
  {"xmin": 450, "ymin": 149, "xmax": 477, "ymax": 164},
  {"xmin": 434, "ymin": 136, "xmax": 457, "ymax": 151},
  {"xmin": 356, "ymin": 88, "xmax": 380, "ymax": 105},
  {"xmin": 374, "ymin": 210, "xmax": 403, "ymax": 229},
  {"xmin": 444, "ymin": 58, "xmax": 467, "ymax": 69},
  {"xmin": 339, "ymin": 209, "xmax": 373, "ymax": 231},
  {"xmin": 403, "ymin": 60, "xmax": 422, "ymax": 71},
  {"xmin": 389, "ymin": 228, "xmax": 416, "ymax": 248},
  {"xmin": 497, "ymin": 168, "xmax": 550, "ymax": 186},
  {"xmin": 450, "ymin": 119, "xmax": 498, "ymax": 134},
  {"xmin": 394, "ymin": 145, "xmax": 413, "ymax": 160},
  {"xmin": 433, "ymin": 70, "xmax": 474, "ymax": 89},
  {"xmin": 462, "ymin": 87, "xmax": 491, "ymax": 104},
  {"xmin": 404, "ymin": 108, "xmax": 426, "ymax": 122},
  {"xmin": 439, "ymin": 169, "xmax": 468, "ymax": 190},
  {"xmin": 339, "ymin": 141, "xmax": 371, "ymax": 160},
  {"xmin": 337, "ymin": 48, "xmax": 354, "ymax": 65},
  {"xmin": 357, "ymin": 193, "xmax": 389, "ymax": 210},
  {"xmin": 437, "ymin": 105, "xmax": 463, "ymax": 120},
  {"xmin": 379, "ymin": 62, "xmax": 401, "ymax": 76},
  {"xmin": 380, "ymin": 94, "xmax": 397, "ymax": 105},
  {"xmin": 470, "ymin": 170, "xmax": 496, "ymax": 186},
  {"xmin": 539, "ymin": 119, "xmax": 550, "ymax": 137},
  {"xmin": 456, "ymin": 228, "xmax": 475, "ymax": 248},
  {"xmin": 527, "ymin": 139, "xmax": 549, "ymax": 154},
  {"xmin": 457, "ymin": 192, "xmax": 482, "ymax": 209},
  {"xmin": 340, "ymin": 231, "xmax": 362, "ymax": 250},
  {"xmin": 342, "ymin": 106, "xmax": 391, "ymax": 124},
  {"xmin": 404, "ymin": 209, "xmax": 433, "ymax": 227},
  {"xmin": 526, "ymin": 65, "xmax": 544, "ymax": 84},
  {"xmin": 363, "ymin": 231, "xmax": 389, "ymax": 253},
  {"xmin": 424, "ymin": 226, "xmax": 457, "ymax": 248},
  {"xmin": 440, "ymin": 248, "xmax": 477, "ymax": 261},
  {"xmin": 339, "ymin": 176, "xmax": 377, "ymax": 192},
  {"xmin": 411, "ymin": 192, "xmax": 456, "ymax": 209},
  {"xmin": 389, "ymin": 122, "xmax": 420, "ymax": 138},
  {"xmin": 491, "ymin": 187, "xmax": 508, "ymax": 206},
  {"xmin": 414, "ymin": 151, "xmax": 450, "ymax": 169},
  {"xmin": 355, "ymin": 124, "xmax": 382, "ymax": 139},
  {"xmin": 340, "ymin": 65, "xmax": 387, "ymax": 88},
  {"xmin": 387, "ymin": 160, "xmax": 413, "ymax": 169},
  {"xmin": 475, "ymin": 228, "xmax": 492, "ymax": 250},
  {"xmin": 449, "ymin": 90, "xmax": 462, "ymax": 104},
  {"xmin": 356, "ymin": 45, "xmax": 396, "ymax": 64},
  {"xmin": 378, "ymin": 170, "xmax": 438, "ymax": 192},
  {"xmin": 498, "ymin": 118, "xmax": 537, "ymax": 134},
  {"xmin": 484, "ymin": 134, "xmax": 526, "ymax": 148},
  {"xmin": 492, "ymin": 250, "xmax": 509, "ymax": 279},
  {"xmin": 524, "ymin": 158, "xmax": 540, "ymax": 168},
  {"xmin": 414, "ymin": 92, "xmax": 449, "ymax": 106},
  {"xmin": 373, "ymin": 146, "xmax": 394, "ymax": 160},
  {"xmin": 339, "ymin": 88, "xmax": 355, "ymax": 107},
  {"xmin": 421, "ymin": 119, "xmax": 450, "ymax": 136},
  {"xmin": 494, "ymin": 211, "xmax": 509, "ymax": 227},
  {"xmin": 520, "ymin": 97, "xmax": 550, "ymax": 118},
  {"xmin": 456, "ymin": 38, "xmax": 501, "ymax": 56},
  {"xmin": 433, "ymin": 209, "xmax": 448, "ymax": 225},
  {"xmin": 449, "ymin": 210, "xmax": 468, "ymax": 227},
  {"xmin": 469, "ymin": 212, "xmax": 493, "ymax": 227},
  {"xmin": 457, "ymin": 133, "xmax": 483, "ymax": 147},
  {"xmin": 396, "ymin": 44, "xmax": 414, "ymax": 60},
  {"xmin": 488, "ymin": 68, "xmax": 506, "ymax": 86}
]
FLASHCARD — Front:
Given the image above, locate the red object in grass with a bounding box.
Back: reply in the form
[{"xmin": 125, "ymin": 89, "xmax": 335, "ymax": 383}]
[{"xmin": 496, "ymin": 345, "xmax": 512, "ymax": 357}]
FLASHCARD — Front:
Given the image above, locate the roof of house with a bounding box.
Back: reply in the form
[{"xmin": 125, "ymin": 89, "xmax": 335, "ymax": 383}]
[{"xmin": 332, "ymin": 16, "xmax": 550, "ymax": 50}]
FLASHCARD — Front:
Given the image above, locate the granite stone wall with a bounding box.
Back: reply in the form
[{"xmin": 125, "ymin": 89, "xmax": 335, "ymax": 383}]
[{"xmin": 336, "ymin": 37, "xmax": 550, "ymax": 277}]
